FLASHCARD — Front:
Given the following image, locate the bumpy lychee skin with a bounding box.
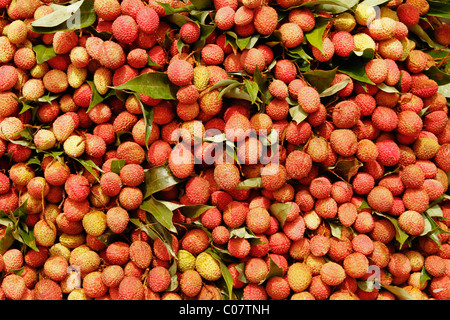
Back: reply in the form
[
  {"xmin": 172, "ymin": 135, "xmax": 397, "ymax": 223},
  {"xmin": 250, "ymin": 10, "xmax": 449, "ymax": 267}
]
[
  {"xmin": 195, "ymin": 251, "xmax": 222, "ymax": 281},
  {"xmin": 297, "ymin": 86, "xmax": 321, "ymax": 113},
  {"xmin": 288, "ymin": 8, "xmax": 315, "ymax": 32},
  {"xmin": 286, "ymin": 150, "xmax": 313, "ymax": 180},
  {"xmin": 354, "ymin": 3, "xmax": 377, "ymax": 26},
  {"xmin": 332, "ymin": 31, "xmax": 355, "ymax": 57},
  {"xmin": 52, "ymin": 114, "xmax": 76, "ymax": 143},
  {"xmin": 53, "ymin": 31, "xmax": 78, "ymax": 55},
  {"xmin": 311, "ymin": 37, "xmax": 334, "ymax": 62},
  {"xmin": 119, "ymin": 164, "xmax": 145, "ymax": 187},
  {"xmin": 329, "ymin": 129, "xmax": 358, "ymax": 157},
  {"xmin": 398, "ymin": 210, "xmax": 425, "ymax": 236},
  {"xmin": 169, "ymin": 143, "xmax": 195, "ymax": 179},
  {"xmin": 215, "ymin": 6, "xmax": 235, "ymax": 30},
  {"xmin": 367, "ymin": 186, "xmax": 394, "ymax": 213},
  {"xmin": 1, "ymin": 274, "xmax": 27, "ymax": 300},
  {"xmin": 365, "ymin": 59, "xmax": 388, "ymax": 84},
  {"xmin": 185, "ymin": 176, "xmax": 211, "ymax": 205},
  {"xmin": 397, "ymin": 3, "xmax": 420, "ymax": 27},
  {"xmin": 331, "ymin": 100, "xmax": 360, "ymax": 129},
  {"xmin": 214, "ymin": 163, "xmax": 241, "ymax": 191},
  {"xmin": 243, "ymin": 48, "xmax": 266, "ymax": 75},
  {"xmin": 279, "ymin": 22, "xmax": 304, "ymax": 49},
  {"xmin": 434, "ymin": 23, "xmax": 450, "ymax": 46},
  {"xmin": 34, "ymin": 279, "xmax": 63, "ymax": 300},
  {"xmin": 320, "ymin": 262, "xmax": 346, "ymax": 286},
  {"xmin": 167, "ymin": 60, "xmax": 194, "ymax": 87},
  {"xmin": 253, "ymin": 5, "xmax": 278, "ymax": 36},
  {"xmin": 287, "ymin": 262, "xmax": 312, "ymax": 293},
  {"xmin": 98, "ymin": 40, "xmax": 126, "ymax": 70},
  {"xmin": 119, "ymin": 276, "xmax": 145, "ymax": 300},
  {"xmin": 201, "ymin": 44, "xmax": 225, "ymax": 66}
]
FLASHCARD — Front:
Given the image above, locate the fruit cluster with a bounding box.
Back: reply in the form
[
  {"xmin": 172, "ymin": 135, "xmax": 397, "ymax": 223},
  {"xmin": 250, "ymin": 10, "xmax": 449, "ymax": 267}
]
[{"xmin": 0, "ymin": 0, "xmax": 449, "ymax": 301}]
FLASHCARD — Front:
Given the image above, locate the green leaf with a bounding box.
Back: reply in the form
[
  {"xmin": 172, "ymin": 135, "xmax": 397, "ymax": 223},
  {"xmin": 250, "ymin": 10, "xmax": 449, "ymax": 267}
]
[
  {"xmin": 300, "ymin": 0, "xmax": 355, "ymax": 13},
  {"xmin": 319, "ymin": 77, "xmax": 350, "ymax": 97},
  {"xmin": 377, "ymin": 82, "xmax": 399, "ymax": 93},
  {"xmin": 243, "ymin": 79, "xmax": 260, "ymax": 104},
  {"xmin": 157, "ymin": 1, "xmax": 195, "ymax": 14},
  {"xmin": 167, "ymin": 260, "xmax": 179, "ymax": 291},
  {"xmin": 338, "ymin": 57, "xmax": 375, "ymax": 85},
  {"xmin": 328, "ymin": 220, "xmax": 343, "ymax": 239},
  {"xmin": 31, "ymin": 0, "xmax": 96, "ymax": 33},
  {"xmin": 143, "ymin": 165, "xmax": 183, "ymax": 198},
  {"xmin": 140, "ymin": 196, "xmax": 177, "ymax": 233},
  {"xmin": 381, "ymin": 285, "xmax": 415, "ymax": 300},
  {"xmin": 70, "ymin": 157, "xmax": 102, "ymax": 182},
  {"xmin": 31, "ymin": 0, "xmax": 84, "ymax": 28},
  {"xmin": 165, "ymin": 12, "xmax": 195, "ymax": 27},
  {"xmin": 198, "ymin": 23, "xmax": 216, "ymax": 42},
  {"xmin": 408, "ymin": 24, "xmax": 438, "ymax": 48},
  {"xmin": 133, "ymin": 93, "xmax": 154, "ymax": 149},
  {"xmin": 358, "ymin": 199, "xmax": 371, "ymax": 210},
  {"xmin": 229, "ymin": 227, "xmax": 263, "ymax": 244},
  {"xmin": 420, "ymin": 266, "xmax": 432, "ymax": 288},
  {"xmin": 438, "ymin": 82, "xmax": 450, "ymax": 98},
  {"xmin": 359, "ymin": 0, "xmax": 390, "ymax": 6},
  {"xmin": 423, "ymin": 66, "xmax": 450, "ymax": 86},
  {"xmin": 221, "ymin": 84, "xmax": 253, "ymax": 102},
  {"xmin": 265, "ymin": 254, "xmax": 284, "ymax": 281},
  {"xmin": 86, "ymin": 81, "xmax": 115, "ymax": 112},
  {"xmin": 353, "ymin": 48, "xmax": 375, "ymax": 60},
  {"xmin": 148, "ymin": 56, "xmax": 161, "ymax": 68},
  {"xmin": 373, "ymin": 211, "xmax": 409, "ymax": 247},
  {"xmin": 190, "ymin": 0, "xmax": 213, "ymax": 10},
  {"xmin": 17, "ymin": 228, "xmax": 38, "ymax": 252},
  {"xmin": 289, "ymin": 104, "xmax": 309, "ymax": 124},
  {"xmin": 304, "ymin": 17, "xmax": 330, "ymax": 54},
  {"xmin": 303, "ymin": 68, "xmax": 337, "ymax": 93},
  {"xmin": 328, "ymin": 157, "xmax": 363, "ymax": 182},
  {"xmin": 235, "ymin": 177, "xmax": 263, "ymax": 190},
  {"xmin": 209, "ymin": 79, "xmax": 240, "ymax": 91},
  {"xmin": 113, "ymin": 72, "xmax": 178, "ymax": 100},
  {"xmin": 0, "ymin": 225, "xmax": 15, "ymax": 254},
  {"xmin": 427, "ymin": 0, "xmax": 450, "ymax": 18},
  {"xmin": 33, "ymin": 44, "xmax": 57, "ymax": 64},
  {"xmin": 203, "ymin": 133, "xmax": 227, "ymax": 143},
  {"xmin": 131, "ymin": 215, "xmax": 177, "ymax": 259},
  {"xmin": 110, "ymin": 159, "xmax": 126, "ymax": 174},
  {"xmin": 268, "ymin": 202, "xmax": 292, "ymax": 227},
  {"xmin": 0, "ymin": 201, "xmax": 38, "ymax": 253},
  {"xmin": 158, "ymin": 200, "xmax": 213, "ymax": 219}
]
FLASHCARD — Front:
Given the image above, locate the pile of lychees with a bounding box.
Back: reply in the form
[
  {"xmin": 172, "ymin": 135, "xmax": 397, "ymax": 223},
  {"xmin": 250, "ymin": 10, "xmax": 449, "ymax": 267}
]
[{"xmin": 0, "ymin": 0, "xmax": 449, "ymax": 301}]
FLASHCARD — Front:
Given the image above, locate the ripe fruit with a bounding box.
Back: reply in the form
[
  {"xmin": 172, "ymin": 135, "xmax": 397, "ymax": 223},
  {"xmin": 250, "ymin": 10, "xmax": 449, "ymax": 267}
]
[
  {"xmin": 367, "ymin": 186, "xmax": 394, "ymax": 213},
  {"xmin": 119, "ymin": 276, "xmax": 145, "ymax": 300},
  {"xmin": 180, "ymin": 270, "xmax": 203, "ymax": 297},
  {"xmin": 365, "ymin": 59, "xmax": 388, "ymax": 84},
  {"xmin": 1, "ymin": 274, "xmax": 26, "ymax": 300},
  {"xmin": 167, "ymin": 60, "xmax": 194, "ymax": 86},
  {"xmin": 297, "ymin": 86, "xmax": 320, "ymax": 113},
  {"xmin": 398, "ymin": 210, "xmax": 425, "ymax": 235},
  {"xmin": 214, "ymin": 164, "xmax": 241, "ymax": 191},
  {"xmin": 320, "ymin": 262, "xmax": 346, "ymax": 286},
  {"xmin": 253, "ymin": 6, "xmax": 278, "ymax": 36},
  {"xmin": 0, "ymin": 0, "xmax": 448, "ymax": 302},
  {"xmin": 147, "ymin": 266, "xmax": 171, "ymax": 292},
  {"xmin": 312, "ymin": 37, "xmax": 335, "ymax": 62},
  {"xmin": 279, "ymin": 23, "xmax": 303, "ymax": 48},
  {"xmin": 287, "ymin": 263, "xmax": 312, "ymax": 292}
]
